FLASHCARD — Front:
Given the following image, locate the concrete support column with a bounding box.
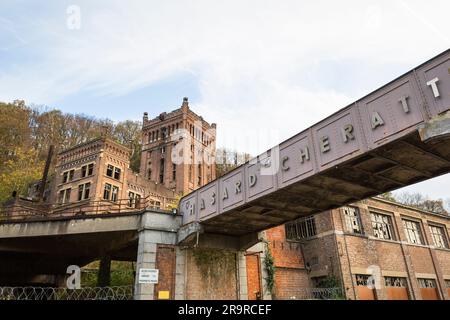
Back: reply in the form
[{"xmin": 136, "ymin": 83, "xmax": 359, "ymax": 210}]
[
  {"xmin": 97, "ymin": 255, "xmax": 111, "ymax": 287},
  {"xmin": 174, "ymin": 247, "xmax": 186, "ymax": 300},
  {"xmin": 134, "ymin": 230, "xmax": 157, "ymax": 300},
  {"xmin": 237, "ymin": 251, "xmax": 248, "ymax": 300}
]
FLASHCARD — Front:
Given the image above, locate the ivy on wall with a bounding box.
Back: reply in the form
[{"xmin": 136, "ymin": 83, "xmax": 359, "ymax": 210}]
[
  {"xmin": 263, "ymin": 240, "xmax": 275, "ymax": 296},
  {"xmin": 192, "ymin": 248, "xmax": 236, "ymax": 283}
]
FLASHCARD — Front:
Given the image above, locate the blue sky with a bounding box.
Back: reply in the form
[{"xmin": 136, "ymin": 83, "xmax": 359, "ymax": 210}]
[{"xmin": 1, "ymin": 0, "xmax": 450, "ymax": 205}]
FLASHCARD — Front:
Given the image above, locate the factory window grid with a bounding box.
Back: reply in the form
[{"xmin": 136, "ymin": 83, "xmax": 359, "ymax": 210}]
[
  {"xmin": 385, "ymin": 277, "xmax": 407, "ymax": 288},
  {"xmin": 403, "ymin": 219, "xmax": 424, "ymax": 245},
  {"xmin": 285, "ymin": 215, "xmax": 317, "ymax": 240},
  {"xmin": 429, "ymin": 224, "xmax": 448, "ymax": 249},
  {"xmin": 370, "ymin": 212, "xmax": 395, "ymax": 240},
  {"xmin": 418, "ymin": 278, "xmax": 437, "ymax": 288},
  {"xmin": 343, "ymin": 206, "xmax": 363, "ymax": 234}
]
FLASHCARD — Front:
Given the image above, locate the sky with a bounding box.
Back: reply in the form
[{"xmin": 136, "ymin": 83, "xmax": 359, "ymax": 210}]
[{"xmin": 0, "ymin": 0, "xmax": 450, "ymax": 206}]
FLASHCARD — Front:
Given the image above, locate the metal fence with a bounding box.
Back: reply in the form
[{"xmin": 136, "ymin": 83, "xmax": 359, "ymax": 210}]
[
  {"xmin": 274, "ymin": 287, "xmax": 344, "ymax": 300},
  {"xmin": 0, "ymin": 286, "xmax": 134, "ymax": 300},
  {"xmin": 0, "ymin": 194, "xmax": 176, "ymax": 223}
]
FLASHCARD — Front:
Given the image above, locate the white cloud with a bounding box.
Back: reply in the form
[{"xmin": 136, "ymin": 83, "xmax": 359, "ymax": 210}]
[{"xmin": 0, "ymin": 0, "xmax": 449, "ymax": 198}]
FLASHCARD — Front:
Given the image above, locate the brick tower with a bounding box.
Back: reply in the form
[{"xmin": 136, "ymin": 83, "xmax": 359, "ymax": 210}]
[{"xmin": 140, "ymin": 97, "xmax": 216, "ymax": 195}]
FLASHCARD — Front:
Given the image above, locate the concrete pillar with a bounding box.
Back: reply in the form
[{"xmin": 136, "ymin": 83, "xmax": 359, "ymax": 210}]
[
  {"xmin": 174, "ymin": 247, "xmax": 186, "ymax": 300},
  {"xmin": 237, "ymin": 251, "xmax": 248, "ymax": 300},
  {"xmin": 97, "ymin": 255, "xmax": 111, "ymax": 287},
  {"xmin": 134, "ymin": 230, "xmax": 157, "ymax": 300}
]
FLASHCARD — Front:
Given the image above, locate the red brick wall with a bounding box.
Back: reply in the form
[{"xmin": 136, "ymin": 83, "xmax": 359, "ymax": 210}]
[
  {"xmin": 154, "ymin": 244, "xmax": 176, "ymax": 299},
  {"xmin": 265, "ymin": 225, "xmax": 304, "ymax": 268},
  {"xmin": 246, "ymin": 254, "xmax": 261, "ymax": 300},
  {"xmin": 274, "ymin": 268, "xmax": 310, "ymax": 299},
  {"xmin": 264, "ymin": 225, "xmax": 310, "ymax": 299}
]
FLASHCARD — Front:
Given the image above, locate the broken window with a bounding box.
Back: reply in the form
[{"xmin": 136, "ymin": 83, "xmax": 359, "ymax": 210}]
[
  {"xmin": 111, "ymin": 186, "xmax": 119, "ymax": 202},
  {"xmin": 103, "ymin": 183, "xmax": 111, "ymax": 200},
  {"xmin": 159, "ymin": 158, "xmax": 165, "ymax": 184},
  {"xmin": 403, "ymin": 219, "xmax": 424, "ymax": 245},
  {"xmin": 58, "ymin": 188, "xmax": 71, "ymax": 204},
  {"xmin": 149, "ymin": 200, "xmax": 161, "ymax": 209},
  {"xmin": 62, "ymin": 169, "xmax": 74, "ymax": 183},
  {"xmin": 370, "ymin": 212, "xmax": 395, "ymax": 240},
  {"xmin": 128, "ymin": 191, "xmax": 135, "ymax": 207},
  {"xmin": 81, "ymin": 163, "xmax": 94, "ymax": 178},
  {"xmin": 62, "ymin": 171, "xmax": 68, "ymax": 183},
  {"xmin": 106, "ymin": 164, "xmax": 121, "ymax": 180},
  {"xmin": 128, "ymin": 192, "xmax": 141, "ymax": 208},
  {"xmin": 78, "ymin": 183, "xmax": 90, "ymax": 201},
  {"xmin": 429, "ymin": 224, "xmax": 448, "ymax": 249},
  {"xmin": 418, "ymin": 278, "xmax": 437, "ymax": 288},
  {"xmin": 355, "ymin": 274, "xmax": 373, "ymax": 286},
  {"xmin": 114, "ymin": 167, "xmax": 121, "ymax": 180},
  {"xmin": 87, "ymin": 163, "xmax": 94, "ymax": 176},
  {"xmin": 106, "ymin": 164, "xmax": 114, "ymax": 177},
  {"xmin": 285, "ymin": 215, "xmax": 317, "ymax": 240},
  {"xmin": 343, "ymin": 206, "xmax": 363, "ymax": 234},
  {"xmin": 385, "ymin": 277, "xmax": 407, "ymax": 288},
  {"xmin": 172, "ymin": 163, "xmax": 176, "ymax": 181}
]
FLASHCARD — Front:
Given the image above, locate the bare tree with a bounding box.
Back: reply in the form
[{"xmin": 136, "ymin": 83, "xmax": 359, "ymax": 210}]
[
  {"xmin": 395, "ymin": 191, "xmax": 447, "ymax": 215},
  {"xmin": 215, "ymin": 148, "xmax": 252, "ymax": 178}
]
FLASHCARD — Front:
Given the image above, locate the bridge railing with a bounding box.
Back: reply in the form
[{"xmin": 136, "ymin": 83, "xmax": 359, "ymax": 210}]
[{"xmin": 0, "ymin": 195, "xmax": 175, "ymax": 222}]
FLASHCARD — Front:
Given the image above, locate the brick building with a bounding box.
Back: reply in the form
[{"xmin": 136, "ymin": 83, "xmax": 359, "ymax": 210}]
[
  {"xmin": 140, "ymin": 97, "xmax": 216, "ymax": 195},
  {"xmin": 247, "ymin": 197, "xmax": 450, "ymax": 300},
  {"xmin": 50, "ymin": 136, "xmax": 177, "ymax": 211}
]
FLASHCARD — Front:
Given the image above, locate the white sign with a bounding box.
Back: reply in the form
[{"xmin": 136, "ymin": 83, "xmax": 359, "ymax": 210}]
[{"xmin": 138, "ymin": 268, "xmax": 159, "ymax": 284}]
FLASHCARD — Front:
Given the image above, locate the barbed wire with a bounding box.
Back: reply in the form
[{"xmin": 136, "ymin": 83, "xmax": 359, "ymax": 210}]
[
  {"xmin": 0, "ymin": 286, "xmax": 134, "ymax": 300},
  {"xmin": 273, "ymin": 287, "xmax": 344, "ymax": 300}
]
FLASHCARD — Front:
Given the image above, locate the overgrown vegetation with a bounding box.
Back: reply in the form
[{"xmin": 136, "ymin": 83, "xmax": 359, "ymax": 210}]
[
  {"xmin": 81, "ymin": 261, "xmax": 135, "ymax": 287},
  {"xmin": 192, "ymin": 248, "xmax": 236, "ymax": 282},
  {"xmin": 263, "ymin": 241, "xmax": 275, "ymax": 296},
  {"xmin": 0, "ymin": 100, "xmax": 142, "ymax": 204},
  {"xmin": 315, "ymin": 275, "xmax": 345, "ymax": 299}
]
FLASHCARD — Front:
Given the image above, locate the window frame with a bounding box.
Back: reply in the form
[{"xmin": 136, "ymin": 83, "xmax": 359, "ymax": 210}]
[
  {"xmin": 343, "ymin": 206, "xmax": 363, "ymax": 234},
  {"xmin": 285, "ymin": 215, "xmax": 317, "ymax": 241},
  {"xmin": 78, "ymin": 183, "xmax": 90, "ymax": 201},
  {"xmin": 58, "ymin": 188, "xmax": 71, "ymax": 204},
  {"xmin": 370, "ymin": 211, "xmax": 396, "ymax": 241},
  {"xmin": 62, "ymin": 169, "xmax": 74, "ymax": 183},
  {"xmin": 402, "ymin": 218, "xmax": 425, "ymax": 245},
  {"xmin": 111, "ymin": 185, "xmax": 119, "ymax": 202},
  {"xmin": 418, "ymin": 278, "xmax": 437, "ymax": 288},
  {"xmin": 103, "ymin": 183, "xmax": 112, "ymax": 200},
  {"xmin": 113, "ymin": 167, "xmax": 121, "ymax": 180},
  {"xmin": 106, "ymin": 164, "xmax": 114, "ymax": 177},
  {"xmin": 82, "ymin": 163, "xmax": 94, "ymax": 178},
  {"xmin": 384, "ymin": 276, "xmax": 408, "ymax": 288},
  {"xmin": 428, "ymin": 223, "xmax": 448, "ymax": 249}
]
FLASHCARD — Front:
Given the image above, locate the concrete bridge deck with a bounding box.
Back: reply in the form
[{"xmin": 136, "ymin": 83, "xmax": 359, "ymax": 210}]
[
  {"xmin": 0, "ymin": 210, "xmax": 181, "ymax": 286},
  {"xmin": 179, "ymin": 49, "xmax": 450, "ymax": 242}
]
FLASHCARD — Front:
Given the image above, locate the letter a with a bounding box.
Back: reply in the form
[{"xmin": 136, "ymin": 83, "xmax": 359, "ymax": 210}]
[{"xmin": 371, "ymin": 112, "xmax": 384, "ymax": 129}]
